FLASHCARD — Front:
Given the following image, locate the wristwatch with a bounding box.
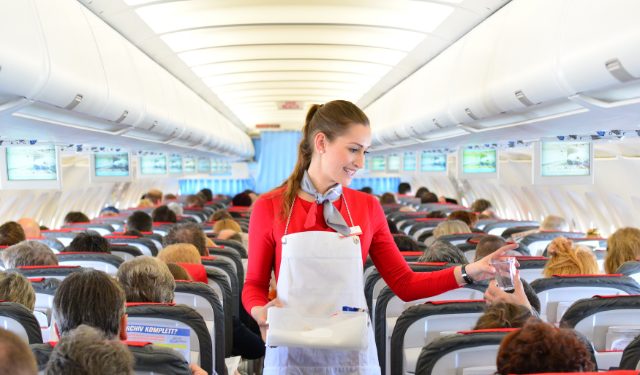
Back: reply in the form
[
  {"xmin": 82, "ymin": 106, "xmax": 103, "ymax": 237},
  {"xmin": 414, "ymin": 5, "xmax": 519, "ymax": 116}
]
[{"xmin": 460, "ymin": 265, "xmax": 474, "ymax": 285}]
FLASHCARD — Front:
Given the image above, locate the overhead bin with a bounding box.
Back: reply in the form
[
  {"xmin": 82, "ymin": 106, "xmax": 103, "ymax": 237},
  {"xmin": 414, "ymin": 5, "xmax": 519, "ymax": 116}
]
[
  {"xmin": 0, "ymin": 0, "xmax": 48, "ymax": 108},
  {"xmin": 558, "ymin": 0, "xmax": 640, "ymax": 104}
]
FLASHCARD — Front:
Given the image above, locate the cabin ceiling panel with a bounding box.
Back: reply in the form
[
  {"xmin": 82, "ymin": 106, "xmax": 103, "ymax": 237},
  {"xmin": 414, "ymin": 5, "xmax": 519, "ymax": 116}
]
[{"xmin": 81, "ymin": 0, "xmax": 509, "ymax": 129}]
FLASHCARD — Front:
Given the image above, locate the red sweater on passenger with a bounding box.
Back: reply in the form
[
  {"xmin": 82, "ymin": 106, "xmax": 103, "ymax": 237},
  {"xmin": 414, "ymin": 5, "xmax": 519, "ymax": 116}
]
[{"xmin": 242, "ymin": 186, "xmax": 459, "ymax": 313}]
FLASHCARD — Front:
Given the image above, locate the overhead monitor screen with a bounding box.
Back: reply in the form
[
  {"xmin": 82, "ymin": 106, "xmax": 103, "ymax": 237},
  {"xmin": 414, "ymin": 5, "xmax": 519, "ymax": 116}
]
[
  {"xmin": 541, "ymin": 141, "xmax": 591, "ymax": 177},
  {"xmin": 387, "ymin": 154, "xmax": 401, "ymax": 172},
  {"xmin": 6, "ymin": 146, "xmax": 58, "ymax": 181},
  {"xmin": 139, "ymin": 155, "xmax": 166, "ymax": 175},
  {"xmin": 94, "ymin": 152, "xmax": 130, "ymax": 177},
  {"xmin": 197, "ymin": 158, "xmax": 210, "ymax": 173},
  {"xmin": 462, "ymin": 149, "xmax": 497, "ymax": 174},
  {"xmin": 403, "ymin": 152, "xmax": 417, "ymax": 171},
  {"xmin": 371, "ymin": 156, "xmax": 386, "ymax": 171},
  {"xmin": 169, "ymin": 155, "xmax": 183, "ymax": 174},
  {"xmin": 420, "ymin": 151, "xmax": 447, "ymax": 172},
  {"xmin": 183, "ymin": 157, "xmax": 196, "ymax": 173}
]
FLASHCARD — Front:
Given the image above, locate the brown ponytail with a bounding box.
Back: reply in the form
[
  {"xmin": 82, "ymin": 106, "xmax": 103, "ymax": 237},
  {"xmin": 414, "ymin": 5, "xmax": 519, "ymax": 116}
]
[{"xmin": 276, "ymin": 100, "xmax": 369, "ymax": 219}]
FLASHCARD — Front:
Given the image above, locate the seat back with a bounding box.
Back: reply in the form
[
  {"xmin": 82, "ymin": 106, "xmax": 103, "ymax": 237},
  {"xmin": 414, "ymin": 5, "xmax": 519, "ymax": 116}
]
[
  {"xmin": 41, "ymin": 230, "xmax": 80, "ymax": 247},
  {"xmin": 375, "ymin": 286, "xmax": 485, "ymax": 375},
  {"xmin": 531, "ymin": 275, "xmax": 640, "ymax": 324},
  {"xmin": 29, "ymin": 278, "xmax": 59, "ymax": 341},
  {"xmin": 520, "ymin": 231, "xmax": 587, "ymax": 256},
  {"xmin": 110, "ymin": 244, "xmax": 144, "ymax": 261},
  {"xmin": 482, "ymin": 220, "xmax": 540, "ymax": 236},
  {"xmin": 415, "ymin": 329, "xmax": 515, "ymax": 375},
  {"xmin": 390, "ymin": 301, "xmax": 486, "ymax": 375},
  {"xmin": 618, "ymin": 261, "xmax": 640, "ymax": 284},
  {"xmin": 13, "ymin": 265, "xmax": 84, "ymax": 280},
  {"xmin": 437, "ymin": 233, "xmax": 485, "ymax": 246},
  {"xmin": 212, "ymin": 239, "xmax": 248, "ymax": 258},
  {"xmin": 28, "ymin": 237, "xmax": 65, "ymax": 253},
  {"xmin": 515, "ymin": 256, "xmax": 549, "ymax": 283},
  {"xmin": 620, "ymin": 334, "xmax": 640, "ymax": 370},
  {"xmin": 62, "ymin": 223, "xmax": 114, "ymax": 236},
  {"xmin": 561, "ymin": 295, "xmax": 640, "ymax": 351},
  {"xmin": 107, "ymin": 236, "xmax": 158, "ymax": 256},
  {"xmin": 202, "ymin": 260, "xmax": 239, "ymax": 317},
  {"xmin": 126, "ymin": 303, "xmax": 213, "ymax": 375},
  {"xmin": 0, "ymin": 301, "xmax": 42, "ymax": 344},
  {"xmin": 56, "ymin": 252, "xmax": 123, "ymax": 275},
  {"xmin": 174, "ymin": 281, "xmax": 228, "ymax": 372}
]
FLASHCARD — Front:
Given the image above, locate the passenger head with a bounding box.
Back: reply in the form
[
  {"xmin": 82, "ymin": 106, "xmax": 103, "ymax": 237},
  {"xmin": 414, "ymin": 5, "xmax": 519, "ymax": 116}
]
[
  {"xmin": 280, "ymin": 100, "xmax": 370, "ymax": 218},
  {"xmin": 217, "ymin": 229, "xmax": 242, "ymax": 242},
  {"xmin": 414, "ymin": 187, "xmax": 430, "ymax": 199},
  {"xmin": 17, "ymin": 218, "xmax": 41, "ymax": 238},
  {"xmin": 213, "ymin": 219, "xmax": 242, "ymax": 234},
  {"xmin": 359, "ymin": 186, "xmax": 373, "ymax": 194},
  {"xmin": 474, "ymin": 303, "xmax": 532, "ymax": 330},
  {"xmin": 540, "ymin": 215, "xmax": 569, "ymax": 232},
  {"xmin": 117, "ymin": 256, "xmax": 175, "ymax": 303},
  {"xmin": 98, "ymin": 206, "xmax": 119, "ymax": 217},
  {"xmin": 397, "ymin": 182, "xmax": 411, "ymax": 195},
  {"xmin": 232, "ymin": 192, "xmax": 253, "ymax": 207},
  {"xmin": 0, "ymin": 271, "xmax": 35, "ymax": 311},
  {"xmin": 420, "ymin": 192, "xmax": 439, "ymax": 204},
  {"xmin": 65, "ymin": 232, "xmax": 110, "ymax": 253},
  {"xmin": 426, "ymin": 210, "xmax": 447, "ymax": 219},
  {"xmin": 433, "ymin": 220, "xmax": 471, "ymax": 239},
  {"xmin": 145, "ymin": 189, "xmax": 163, "ymax": 205},
  {"xmin": 1, "ymin": 240, "xmax": 58, "ymax": 268},
  {"xmin": 447, "ymin": 210, "xmax": 478, "ymax": 228},
  {"xmin": 163, "ymin": 193, "xmax": 177, "ymax": 202},
  {"xmin": 543, "ymin": 242, "xmax": 599, "ymax": 277},
  {"xmin": 393, "ymin": 235, "xmax": 421, "ymax": 251},
  {"xmin": 46, "ymin": 325, "xmax": 134, "ymax": 375},
  {"xmin": 0, "ymin": 221, "xmax": 26, "ymax": 246},
  {"xmin": 167, "ymin": 202, "xmax": 184, "ymax": 218},
  {"xmin": 126, "ymin": 211, "xmax": 152, "ymax": 232},
  {"xmin": 166, "ymin": 263, "xmax": 192, "ymax": 281},
  {"xmin": 470, "ymin": 198, "xmax": 492, "ymax": 214},
  {"xmin": 0, "ymin": 328, "xmax": 37, "ymax": 375},
  {"xmin": 158, "ymin": 244, "xmax": 202, "ymax": 265},
  {"xmin": 53, "ymin": 269, "xmax": 126, "ymax": 339},
  {"xmin": 417, "ymin": 240, "xmax": 468, "ymax": 264},
  {"xmin": 496, "ymin": 319, "xmax": 595, "ymax": 374},
  {"xmin": 474, "ymin": 235, "xmax": 507, "ymax": 261},
  {"xmin": 605, "ymin": 227, "xmax": 640, "ymax": 274},
  {"xmin": 63, "ymin": 212, "xmax": 90, "ymax": 225},
  {"xmin": 210, "ymin": 210, "xmax": 232, "ymax": 222},
  {"xmin": 164, "ymin": 222, "xmax": 208, "ymax": 256},
  {"xmin": 184, "ymin": 194, "xmax": 204, "ymax": 208},
  {"xmin": 137, "ymin": 198, "xmax": 154, "ymax": 208},
  {"xmin": 198, "ymin": 188, "xmax": 213, "ymax": 202},
  {"xmin": 151, "ymin": 205, "xmax": 177, "ymax": 223},
  {"xmin": 379, "ymin": 192, "xmax": 397, "ymax": 205}
]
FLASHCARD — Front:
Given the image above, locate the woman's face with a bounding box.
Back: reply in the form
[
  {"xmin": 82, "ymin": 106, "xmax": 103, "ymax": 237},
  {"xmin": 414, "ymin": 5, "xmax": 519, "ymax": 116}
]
[{"xmin": 319, "ymin": 123, "xmax": 371, "ymax": 187}]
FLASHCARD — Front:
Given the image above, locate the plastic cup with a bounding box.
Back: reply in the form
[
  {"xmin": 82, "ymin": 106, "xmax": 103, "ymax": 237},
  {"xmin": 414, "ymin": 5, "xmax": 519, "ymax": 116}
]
[{"xmin": 491, "ymin": 257, "xmax": 516, "ymax": 291}]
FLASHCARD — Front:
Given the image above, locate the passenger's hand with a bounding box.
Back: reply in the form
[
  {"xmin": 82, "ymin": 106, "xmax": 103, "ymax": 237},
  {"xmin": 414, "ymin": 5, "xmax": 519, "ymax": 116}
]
[
  {"xmin": 190, "ymin": 363, "xmax": 208, "ymax": 375},
  {"xmin": 465, "ymin": 243, "xmax": 519, "ymax": 281},
  {"xmin": 484, "ymin": 270, "xmax": 531, "ymax": 310},
  {"xmin": 251, "ymin": 298, "xmax": 283, "ymax": 342}
]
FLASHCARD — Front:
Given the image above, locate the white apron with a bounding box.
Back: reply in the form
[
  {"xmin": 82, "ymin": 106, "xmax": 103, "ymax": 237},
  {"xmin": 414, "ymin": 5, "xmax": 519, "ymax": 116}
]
[{"xmin": 263, "ymin": 196, "xmax": 381, "ymax": 375}]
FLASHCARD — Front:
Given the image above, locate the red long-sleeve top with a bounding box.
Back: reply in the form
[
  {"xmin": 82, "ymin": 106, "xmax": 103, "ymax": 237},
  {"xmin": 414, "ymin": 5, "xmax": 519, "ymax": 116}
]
[{"xmin": 242, "ymin": 186, "xmax": 459, "ymax": 313}]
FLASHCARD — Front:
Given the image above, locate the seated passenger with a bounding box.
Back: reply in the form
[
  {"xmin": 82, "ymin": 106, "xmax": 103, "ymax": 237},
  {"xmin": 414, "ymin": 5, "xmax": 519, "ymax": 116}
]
[
  {"xmin": 163, "ymin": 193, "xmax": 178, "ymax": 202},
  {"xmin": 213, "ymin": 218, "xmax": 242, "ymax": 235},
  {"xmin": 125, "ymin": 211, "xmax": 152, "ymax": 233},
  {"xmin": 414, "ymin": 186, "xmax": 430, "ymax": 201},
  {"xmin": 197, "ymin": 188, "xmax": 213, "ymax": 203},
  {"xmin": 426, "ymin": 210, "xmax": 447, "ymax": 219},
  {"xmin": 164, "ymin": 223, "xmax": 209, "ymax": 256},
  {"xmin": 136, "ymin": 198, "xmax": 154, "ymax": 208},
  {"xmin": 242, "ymin": 189, "xmax": 259, "ymax": 204},
  {"xmin": 167, "ymin": 202, "xmax": 184, "ymax": 218},
  {"xmin": 470, "ymin": 198, "xmax": 497, "ymax": 219},
  {"xmin": 116, "ymin": 256, "xmax": 175, "ymax": 304},
  {"xmin": 379, "ymin": 192, "xmax": 397, "ymax": 205},
  {"xmin": 417, "ymin": 240, "xmax": 467, "ymax": 264},
  {"xmin": 231, "ymin": 193, "xmax": 252, "ymax": 208},
  {"xmin": 62, "ymin": 212, "xmax": 90, "ymax": 225},
  {"xmin": 425, "ymin": 219, "xmax": 470, "ymax": 246},
  {"xmin": 63, "ymin": 232, "xmax": 111, "ymax": 253},
  {"xmin": 496, "ymin": 319, "xmax": 595, "ymax": 374},
  {"xmin": 157, "ymin": 244, "xmax": 206, "ymax": 283},
  {"xmin": 474, "ymin": 302, "xmax": 532, "ymax": 330},
  {"xmin": 0, "ymin": 271, "xmax": 36, "ymax": 311},
  {"xmin": 184, "ymin": 194, "xmax": 204, "ymax": 209},
  {"xmin": 45, "ymin": 325, "xmax": 134, "ymax": 375},
  {"xmin": 397, "ymin": 182, "xmax": 411, "ymax": 196},
  {"xmin": 419, "ymin": 192, "xmax": 439, "ymax": 204},
  {"xmin": 2, "ymin": 241, "xmax": 58, "ymax": 268},
  {"xmin": 217, "ymin": 229, "xmax": 244, "ymax": 245},
  {"xmin": 0, "ymin": 221, "xmax": 26, "ymax": 246},
  {"xmin": 605, "ymin": 227, "xmax": 640, "ymax": 274},
  {"xmin": 210, "ymin": 210, "xmax": 232, "ymax": 222},
  {"xmin": 393, "ymin": 235, "xmax": 421, "ymax": 251},
  {"xmin": 0, "ymin": 327, "xmax": 37, "ymax": 375},
  {"xmin": 145, "ymin": 189, "xmax": 163, "ymax": 206},
  {"xmin": 543, "ymin": 237, "xmax": 599, "ymax": 277},
  {"xmin": 98, "ymin": 206, "xmax": 120, "ymax": 217},
  {"xmin": 358, "ymin": 186, "xmax": 373, "ymax": 194},
  {"xmin": 17, "ymin": 218, "xmax": 41, "ymax": 239},
  {"xmin": 447, "ymin": 210, "xmax": 479, "ymax": 229},
  {"xmin": 484, "ymin": 270, "xmax": 541, "ymax": 315},
  {"xmin": 510, "ymin": 214, "xmax": 569, "ymax": 242},
  {"xmin": 151, "ymin": 205, "xmax": 177, "ymax": 223}
]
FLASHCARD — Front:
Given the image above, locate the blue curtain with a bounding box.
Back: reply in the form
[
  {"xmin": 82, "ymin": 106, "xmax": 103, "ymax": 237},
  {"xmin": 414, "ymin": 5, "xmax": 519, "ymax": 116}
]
[
  {"xmin": 254, "ymin": 131, "xmax": 301, "ymax": 193},
  {"xmin": 178, "ymin": 178, "xmax": 255, "ymax": 196},
  {"xmin": 350, "ymin": 177, "xmax": 401, "ymax": 195}
]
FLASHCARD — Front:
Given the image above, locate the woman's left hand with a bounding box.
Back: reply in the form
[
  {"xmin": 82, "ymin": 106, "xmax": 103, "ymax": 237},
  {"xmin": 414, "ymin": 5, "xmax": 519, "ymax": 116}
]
[{"xmin": 464, "ymin": 243, "xmax": 519, "ymax": 281}]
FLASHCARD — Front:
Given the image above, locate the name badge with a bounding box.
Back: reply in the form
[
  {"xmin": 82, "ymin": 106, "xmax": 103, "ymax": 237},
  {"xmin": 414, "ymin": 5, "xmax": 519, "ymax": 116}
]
[{"xmin": 340, "ymin": 226, "xmax": 362, "ymax": 238}]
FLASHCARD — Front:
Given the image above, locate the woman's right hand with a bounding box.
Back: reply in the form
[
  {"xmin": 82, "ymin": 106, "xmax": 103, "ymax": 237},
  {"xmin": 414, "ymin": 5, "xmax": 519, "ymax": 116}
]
[{"xmin": 251, "ymin": 298, "xmax": 283, "ymax": 342}]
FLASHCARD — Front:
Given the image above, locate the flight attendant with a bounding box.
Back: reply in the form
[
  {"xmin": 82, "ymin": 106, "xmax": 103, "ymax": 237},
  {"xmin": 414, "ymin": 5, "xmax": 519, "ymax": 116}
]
[{"xmin": 242, "ymin": 100, "xmax": 515, "ymax": 374}]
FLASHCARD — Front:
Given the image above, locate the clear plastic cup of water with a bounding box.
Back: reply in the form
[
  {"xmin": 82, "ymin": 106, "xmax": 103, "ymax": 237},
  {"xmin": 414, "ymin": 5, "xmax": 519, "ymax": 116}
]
[{"xmin": 491, "ymin": 257, "xmax": 516, "ymax": 292}]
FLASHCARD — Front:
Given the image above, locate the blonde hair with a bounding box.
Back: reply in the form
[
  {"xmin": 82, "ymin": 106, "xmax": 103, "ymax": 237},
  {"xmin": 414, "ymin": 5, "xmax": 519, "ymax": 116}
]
[
  {"xmin": 433, "ymin": 220, "xmax": 471, "ymax": 239},
  {"xmin": 278, "ymin": 100, "xmax": 369, "ymax": 219},
  {"xmin": 158, "ymin": 244, "xmax": 201, "ymax": 265},
  {"xmin": 0, "ymin": 272, "xmax": 35, "ymax": 311},
  {"xmin": 605, "ymin": 227, "xmax": 640, "ymax": 274},
  {"xmin": 213, "ymin": 219, "xmax": 241, "ymax": 234},
  {"xmin": 543, "ymin": 238, "xmax": 599, "ymax": 277},
  {"xmin": 540, "ymin": 215, "xmax": 568, "ymax": 232},
  {"xmin": 137, "ymin": 199, "xmax": 154, "ymax": 208}
]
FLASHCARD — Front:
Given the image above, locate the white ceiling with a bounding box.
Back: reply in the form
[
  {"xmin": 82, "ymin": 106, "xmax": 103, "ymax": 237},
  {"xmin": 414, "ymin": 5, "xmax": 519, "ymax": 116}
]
[{"xmin": 79, "ymin": 0, "xmax": 510, "ymax": 131}]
